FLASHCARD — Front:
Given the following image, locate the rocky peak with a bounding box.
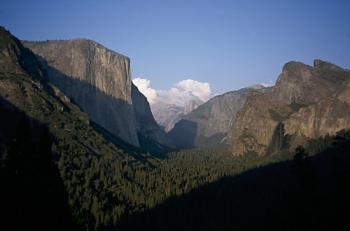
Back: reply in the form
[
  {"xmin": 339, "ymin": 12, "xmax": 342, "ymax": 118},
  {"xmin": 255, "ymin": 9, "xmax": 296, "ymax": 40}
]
[
  {"xmin": 0, "ymin": 26, "xmax": 15, "ymax": 50},
  {"xmin": 313, "ymin": 59, "xmax": 344, "ymax": 72},
  {"xmin": 231, "ymin": 59, "xmax": 350, "ymax": 156},
  {"xmin": 276, "ymin": 61, "xmax": 313, "ymax": 87},
  {"xmin": 272, "ymin": 60, "xmax": 348, "ymax": 104},
  {"xmin": 0, "ymin": 27, "xmax": 44, "ymax": 80}
]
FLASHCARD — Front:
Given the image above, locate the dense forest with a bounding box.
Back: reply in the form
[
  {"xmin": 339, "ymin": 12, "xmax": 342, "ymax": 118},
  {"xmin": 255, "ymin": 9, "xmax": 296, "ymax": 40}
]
[
  {"xmin": 2, "ymin": 95, "xmax": 350, "ymax": 231},
  {"xmin": 1, "ymin": 25, "xmax": 350, "ymax": 231},
  {"xmin": 0, "ymin": 68, "xmax": 291, "ymax": 230},
  {"xmin": 119, "ymin": 131, "xmax": 350, "ymax": 230}
]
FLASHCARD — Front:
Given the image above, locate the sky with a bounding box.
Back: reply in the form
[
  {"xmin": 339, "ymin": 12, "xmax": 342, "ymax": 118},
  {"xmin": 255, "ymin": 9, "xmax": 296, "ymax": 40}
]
[{"xmin": 1, "ymin": 0, "xmax": 350, "ymax": 96}]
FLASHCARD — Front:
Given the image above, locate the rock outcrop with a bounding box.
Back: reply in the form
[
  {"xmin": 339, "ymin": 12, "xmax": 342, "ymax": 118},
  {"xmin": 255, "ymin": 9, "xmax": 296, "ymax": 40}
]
[
  {"xmin": 230, "ymin": 60, "xmax": 350, "ymax": 155},
  {"xmin": 131, "ymin": 84, "xmax": 171, "ymax": 149},
  {"xmin": 151, "ymin": 98, "xmax": 203, "ymax": 132},
  {"xmin": 23, "ymin": 40, "xmax": 169, "ymax": 149},
  {"xmin": 168, "ymin": 85, "xmax": 271, "ymax": 148}
]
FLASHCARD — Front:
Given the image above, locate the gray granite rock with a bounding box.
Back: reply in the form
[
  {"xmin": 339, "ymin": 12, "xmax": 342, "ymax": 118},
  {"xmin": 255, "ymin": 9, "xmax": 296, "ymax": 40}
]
[{"xmin": 23, "ymin": 39, "xmax": 169, "ymax": 148}]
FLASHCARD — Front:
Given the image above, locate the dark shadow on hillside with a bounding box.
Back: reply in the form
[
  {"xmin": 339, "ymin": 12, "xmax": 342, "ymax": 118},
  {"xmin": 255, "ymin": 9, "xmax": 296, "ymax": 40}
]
[
  {"xmin": 91, "ymin": 121, "xmax": 161, "ymax": 162},
  {"xmin": 0, "ymin": 96, "xmax": 80, "ymax": 231},
  {"xmin": 167, "ymin": 120, "xmax": 198, "ymax": 149},
  {"xmin": 196, "ymin": 132, "xmax": 229, "ymax": 148},
  {"xmin": 118, "ymin": 136, "xmax": 350, "ymax": 231},
  {"xmin": 33, "ymin": 54, "xmax": 169, "ymax": 156},
  {"xmin": 267, "ymin": 122, "xmax": 289, "ymax": 154},
  {"xmin": 168, "ymin": 120, "xmax": 229, "ymax": 149}
]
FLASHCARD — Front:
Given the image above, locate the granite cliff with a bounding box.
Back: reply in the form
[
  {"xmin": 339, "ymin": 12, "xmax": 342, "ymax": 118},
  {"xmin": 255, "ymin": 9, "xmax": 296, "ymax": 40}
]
[
  {"xmin": 0, "ymin": 26, "xmax": 168, "ymax": 229},
  {"xmin": 168, "ymin": 85, "xmax": 271, "ymax": 148},
  {"xmin": 230, "ymin": 60, "xmax": 350, "ymax": 155},
  {"xmin": 23, "ymin": 40, "xmax": 170, "ymax": 149},
  {"xmin": 17, "ymin": 34, "xmax": 350, "ymax": 156}
]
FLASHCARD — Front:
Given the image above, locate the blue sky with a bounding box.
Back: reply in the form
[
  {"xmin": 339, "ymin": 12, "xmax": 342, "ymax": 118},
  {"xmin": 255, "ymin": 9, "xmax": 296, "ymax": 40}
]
[{"xmin": 1, "ymin": 0, "xmax": 350, "ymax": 94}]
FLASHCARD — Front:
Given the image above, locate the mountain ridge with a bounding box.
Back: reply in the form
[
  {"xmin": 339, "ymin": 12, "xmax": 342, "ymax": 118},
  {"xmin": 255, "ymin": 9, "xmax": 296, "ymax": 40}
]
[
  {"xmin": 168, "ymin": 84, "xmax": 272, "ymax": 149},
  {"xmin": 230, "ymin": 59, "xmax": 350, "ymax": 155}
]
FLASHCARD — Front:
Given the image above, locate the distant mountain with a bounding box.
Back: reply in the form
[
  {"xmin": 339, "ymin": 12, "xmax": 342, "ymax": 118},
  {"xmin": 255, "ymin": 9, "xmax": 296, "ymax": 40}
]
[
  {"xmin": 168, "ymin": 85, "xmax": 272, "ymax": 148},
  {"xmin": 230, "ymin": 60, "xmax": 350, "ymax": 155},
  {"xmin": 152, "ymin": 97, "xmax": 203, "ymax": 132},
  {"xmin": 23, "ymin": 39, "xmax": 171, "ymax": 150}
]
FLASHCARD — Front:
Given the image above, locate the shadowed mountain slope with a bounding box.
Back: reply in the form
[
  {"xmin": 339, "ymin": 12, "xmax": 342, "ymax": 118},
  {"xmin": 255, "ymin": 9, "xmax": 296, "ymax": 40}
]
[
  {"xmin": 119, "ymin": 130, "xmax": 350, "ymax": 231},
  {"xmin": 169, "ymin": 85, "xmax": 271, "ymax": 149},
  {"xmin": 23, "ymin": 39, "xmax": 171, "ymax": 151}
]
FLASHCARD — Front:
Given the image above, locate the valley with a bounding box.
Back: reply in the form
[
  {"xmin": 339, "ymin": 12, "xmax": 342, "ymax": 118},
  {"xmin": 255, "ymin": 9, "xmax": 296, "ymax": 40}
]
[{"xmin": 1, "ymin": 23, "xmax": 350, "ymax": 231}]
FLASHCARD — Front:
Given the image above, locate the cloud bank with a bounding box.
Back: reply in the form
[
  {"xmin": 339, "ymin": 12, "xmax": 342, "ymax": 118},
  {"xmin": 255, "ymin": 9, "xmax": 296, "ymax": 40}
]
[
  {"xmin": 132, "ymin": 78, "xmax": 158, "ymax": 104},
  {"xmin": 132, "ymin": 78, "xmax": 212, "ymax": 106}
]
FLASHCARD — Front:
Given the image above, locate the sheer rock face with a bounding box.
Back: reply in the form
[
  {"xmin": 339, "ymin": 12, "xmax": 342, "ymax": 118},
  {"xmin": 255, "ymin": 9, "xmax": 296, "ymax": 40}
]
[
  {"xmin": 231, "ymin": 60, "xmax": 350, "ymax": 156},
  {"xmin": 24, "ymin": 39, "xmax": 132, "ymax": 101},
  {"xmin": 284, "ymin": 97, "xmax": 350, "ymax": 139},
  {"xmin": 168, "ymin": 86, "xmax": 271, "ymax": 148},
  {"xmin": 230, "ymin": 91, "xmax": 286, "ymax": 155},
  {"xmin": 23, "ymin": 40, "xmax": 168, "ymax": 147},
  {"xmin": 131, "ymin": 85, "xmax": 170, "ymax": 147},
  {"xmin": 273, "ymin": 60, "xmax": 348, "ymax": 103}
]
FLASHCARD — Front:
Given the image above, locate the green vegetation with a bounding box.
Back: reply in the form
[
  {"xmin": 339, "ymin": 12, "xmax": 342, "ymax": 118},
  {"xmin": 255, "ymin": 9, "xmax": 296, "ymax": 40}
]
[
  {"xmin": 239, "ymin": 129, "xmax": 255, "ymax": 141},
  {"xmin": 2, "ymin": 68, "xmax": 292, "ymax": 229},
  {"xmin": 58, "ymin": 143, "xmax": 292, "ymax": 228},
  {"xmin": 120, "ymin": 130, "xmax": 350, "ymax": 231},
  {"xmin": 3, "ymin": 66, "xmax": 324, "ymax": 230},
  {"xmin": 0, "ymin": 69, "xmax": 293, "ymax": 229},
  {"xmin": 289, "ymin": 101, "xmax": 308, "ymax": 111},
  {"xmin": 57, "ymin": 146, "xmax": 292, "ymax": 230},
  {"xmin": 2, "ymin": 67, "xmax": 350, "ymax": 231},
  {"xmin": 269, "ymin": 108, "xmax": 291, "ymax": 121},
  {"xmin": 2, "ymin": 26, "xmax": 350, "ymax": 230}
]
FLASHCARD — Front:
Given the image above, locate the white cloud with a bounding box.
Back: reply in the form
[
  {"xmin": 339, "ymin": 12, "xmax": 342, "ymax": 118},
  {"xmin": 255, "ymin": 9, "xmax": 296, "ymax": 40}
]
[
  {"xmin": 175, "ymin": 79, "xmax": 211, "ymax": 102},
  {"xmin": 132, "ymin": 78, "xmax": 212, "ymax": 106},
  {"xmin": 132, "ymin": 77, "xmax": 158, "ymax": 104}
]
